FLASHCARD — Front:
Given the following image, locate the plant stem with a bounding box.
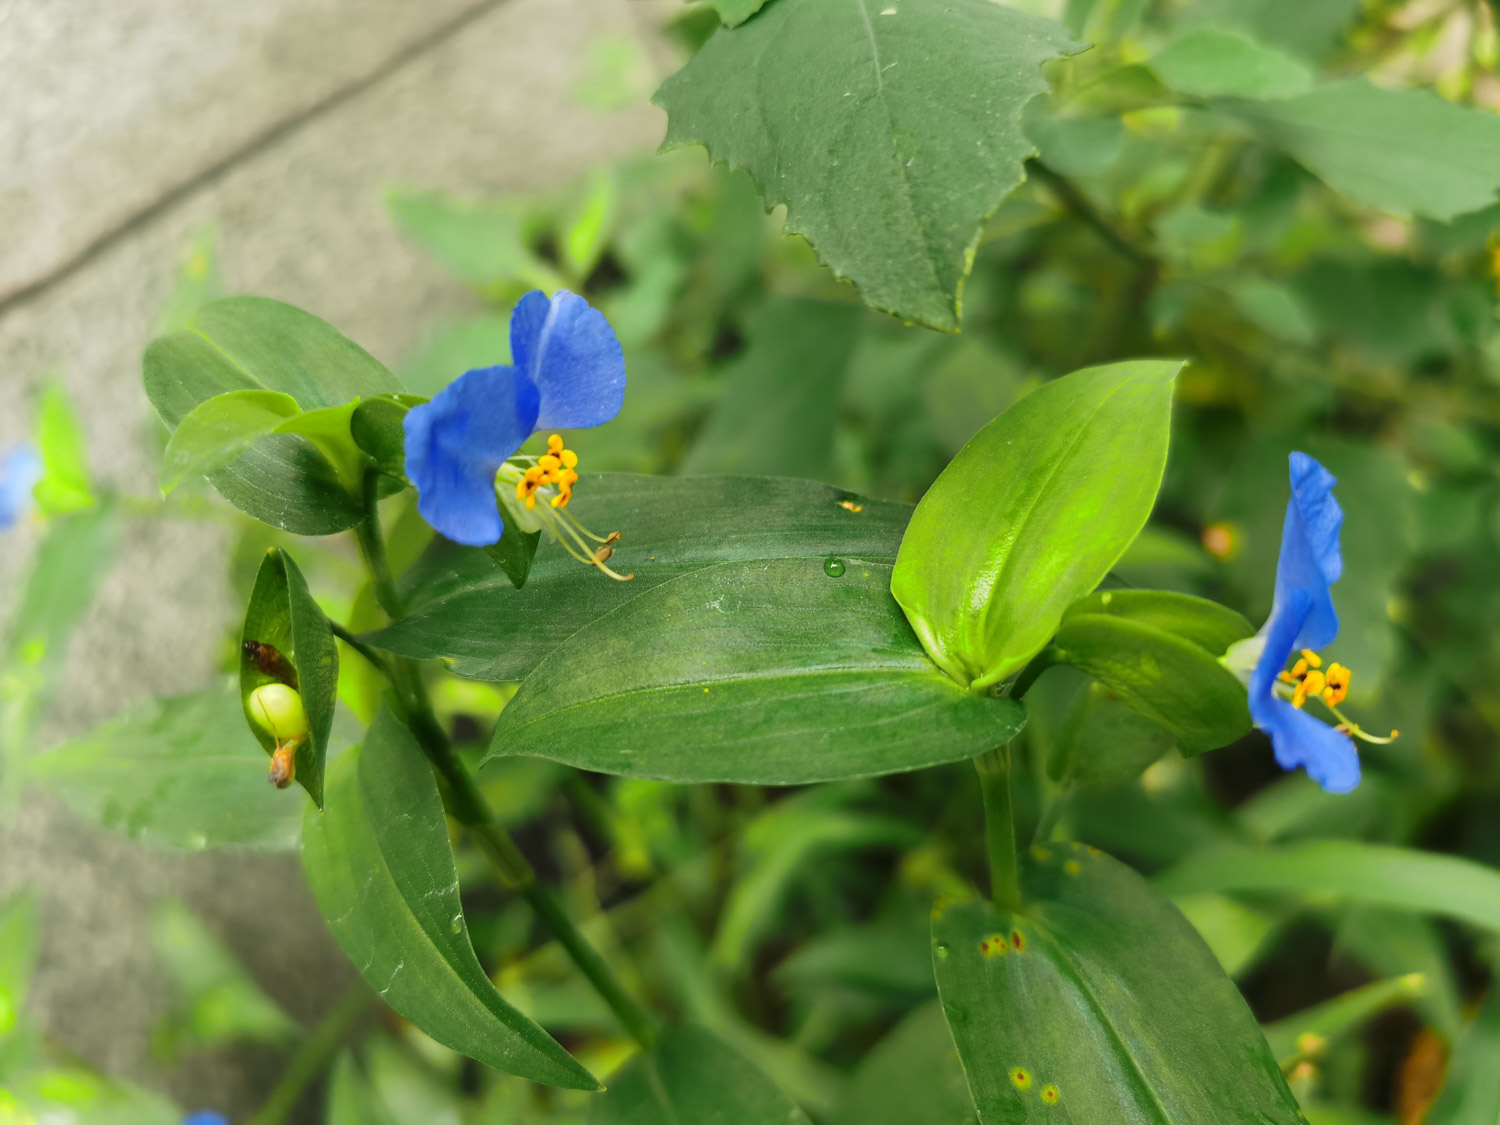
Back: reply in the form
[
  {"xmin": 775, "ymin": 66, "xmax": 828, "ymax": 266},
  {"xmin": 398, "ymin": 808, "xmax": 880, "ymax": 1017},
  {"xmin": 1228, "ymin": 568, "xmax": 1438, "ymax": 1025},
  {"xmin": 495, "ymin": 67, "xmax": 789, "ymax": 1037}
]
[
  {"xmin": 249, "ymin": 982, "xmax": 373, "ymax": 1125},
  {"xmin": 1010, "ymin": 646, "xmax": 1059, "ymax": 699},
  {"xmin": 1026, "ymin": 158, "xmax": 1154, "ymax": 269},
  {"xmin": 974, "ymin": 745, "xmax": 1021, "ymax": 910},
  {"xmin": 349, "ymin": 477, "xmax": 656, "ymax": 1049}
]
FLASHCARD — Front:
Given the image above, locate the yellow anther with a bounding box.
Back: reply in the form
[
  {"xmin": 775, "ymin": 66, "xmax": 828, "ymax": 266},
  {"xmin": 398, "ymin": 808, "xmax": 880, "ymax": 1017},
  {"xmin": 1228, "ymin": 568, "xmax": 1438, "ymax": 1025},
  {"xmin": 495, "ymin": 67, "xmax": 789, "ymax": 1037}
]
[
  {"xmin": 547, "ymin": 434, "xmax": 565, "ymax": 454},
  {"xmin": 1323, "ymin": 663, "xmax": 1350, "ymax": 706},
  {"xmin": 1202, "ymin": 521, "xmax": 1240, "ymax": 560},
  {"xmin": 1300, "ymin": 649, "xmax": 1322, "ymax": 670},
  {"xmin": 538, "ymin": 454, "xmax": 562, "ymax": 474},
  {"xmin": 517, "ymin": 465, "xmax": 546, "ymax": 510},
  {"xmin": 559, "ymin": 448, "xmax": 579, "ymax": 470},
  {"xmin": 1292, "ymin": 670, "xmax": 1326, "ymax": 709},
  {"xmin": 1288, "ymin": 657, "xmax": 1309, "ymax": 680}
]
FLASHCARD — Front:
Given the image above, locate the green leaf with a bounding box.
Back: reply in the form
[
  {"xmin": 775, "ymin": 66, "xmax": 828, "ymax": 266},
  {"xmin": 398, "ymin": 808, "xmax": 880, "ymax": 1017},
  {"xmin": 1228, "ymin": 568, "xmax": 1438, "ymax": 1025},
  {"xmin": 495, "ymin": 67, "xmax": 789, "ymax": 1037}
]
[
  {"xmin": 589, "ymin": 1023, "xmax": 810, "ymax": 1124},
  {"xmin": 1021, "ymin": 98, "xmax": 1125, "ymax": 179},
  {"xmin": 932, "ymin": 849, "xmax": 1302, "ymax": 1122},
  {"xmin": 654, "ymin": 0, "xmax": 1080, "ymax": 330},
  {"xmin": 829, "ymin": 1002, "xmax": 977, "ymax": 1125},
  {"xmin": 350, "ymin": 393, "xmax": 427, "ymax": 486},
  {"xmin": 1189, "ymin": 0, "xmax": 1360, "ymax": 63},
  {"xmin": 891, "ymin": 360, "xmax": 1181, "ymax": 691},
  {"xmin": 1226, "ymin": 79, "xmax": 1500, "ymax": 221},
  {"xmin": 707, "ymin": 0, "xmax": 773, "ymax": 28},
  {"xmin": 1150, "ymin": 28, "xmax": 1313, "ymax": 101},
  {"xmin": 1, "ymin": 508, "xmax": 117, "ymax": 794},
  {"xmin": 1049, "ymin": 685, "xmax": 1173, "ymax": 791},
  {"xmin": 0, "ymin": 890, "xmax": 39, "ymax": 1039},
  {"xmin": 241, "ymin": 549, "xmax": 339, "ymax": 808},
  {"xmin": 682, "ymin": 299, "xmax": 863, "ymax": 477},
  {"xmin": 31, "ymin": 382, "xmax": 95, "ymax": 516},
  {"xmin": 143, "ymin": 296, "xmax": 403, "ymax": 534},
  {"xmin": 151, "ymin": 900, "xmax": 299, "ymax": 1056},
  {"xmin": 26, "ymin": 682, "xmax": 303, "ymax": 851},
  {"xmin": 1262, "ymin": 974, "xmax": 1426, "ymax": 1065},
  {"xmin": 1048, "ymin": 589, "xmax": 1253, "ymax": 754},
  {"xmin": 1428, "ymin": 987, "xmax": 1500, "ymax": 1124},
  {"xmin": 328, "ymin": 1053, "xmax": 398, "ymax": 1125},
  {"xmin": 387, "ymin": 191, "xmax": 566, "ymax": 294},
  {"xmin": 160, "ymin": 389, "xmax": 301, "ymax": 492},
  {"xmin": 487, "ymin": 558, "xmax": 1025, "ymax": 784},
  {"xmin": 486, "ymin": 525, "xmax": 542, "ymax": 591},
  {"xmin": 1156, "ymin": 842, "xmax": 1500, "ymax": 933},
  {"xmin": 368, "ymin": 475, "xmax": 912, "ymax": 681},
  {"xmin": 301, "ymin": 709, "xmax": 598, "ymax": 1090}
]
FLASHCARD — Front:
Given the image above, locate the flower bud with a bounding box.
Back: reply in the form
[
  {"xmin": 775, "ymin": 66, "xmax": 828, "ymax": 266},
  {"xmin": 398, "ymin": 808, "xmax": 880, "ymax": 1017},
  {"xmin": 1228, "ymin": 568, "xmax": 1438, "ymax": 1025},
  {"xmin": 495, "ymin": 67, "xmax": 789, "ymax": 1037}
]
[{"xmin": 247, "ymin": 683, "xmax": 309, "ymax": 747}]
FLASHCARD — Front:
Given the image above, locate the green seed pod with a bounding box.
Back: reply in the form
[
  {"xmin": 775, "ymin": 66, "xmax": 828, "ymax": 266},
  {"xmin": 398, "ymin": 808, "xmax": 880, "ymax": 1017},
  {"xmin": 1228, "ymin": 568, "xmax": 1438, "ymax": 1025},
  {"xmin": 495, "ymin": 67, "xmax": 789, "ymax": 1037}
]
[{"xmin": 247, "ymin": 683, "xmax": 309, "ymax": 747}]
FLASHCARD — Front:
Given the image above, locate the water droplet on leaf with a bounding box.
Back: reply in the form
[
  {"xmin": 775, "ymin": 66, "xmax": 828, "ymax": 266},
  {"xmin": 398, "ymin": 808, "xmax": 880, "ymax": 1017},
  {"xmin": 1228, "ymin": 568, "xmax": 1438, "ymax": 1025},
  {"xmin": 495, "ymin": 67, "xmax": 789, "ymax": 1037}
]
[
  {"xmin": 450, "ymin": 914, "xmax": 463, "ymax": 935},
  {"xmin": 934, "ymin": 942, "xmax": 950, "ymax": 959},
  {"xmin": 823, "ymin": 558, "xmax": 846, "ymax": 577}
]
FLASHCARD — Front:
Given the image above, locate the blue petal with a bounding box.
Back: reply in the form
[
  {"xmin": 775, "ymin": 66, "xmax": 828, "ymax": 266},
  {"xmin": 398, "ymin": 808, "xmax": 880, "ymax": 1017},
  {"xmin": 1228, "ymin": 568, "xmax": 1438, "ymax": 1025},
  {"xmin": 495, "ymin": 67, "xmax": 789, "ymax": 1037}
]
[
  {"xmin": 509, "ymin": 290, "xmax": 625, "ymax": 431},
  {"xmin": 182, "ymin": 1114, "xmax": 231, "ymax": 1125},
  {"xmin": 1249, "ymin": 588, "xmax": 1360, "ymax": 793},
  {"xmin": 1271, "ymin": 452, "xmax": 1343, "ymax": 652},
  {"xmin": 403, "ymin": 367, "xmax": 539, "ymax": 546},
  {"xmin": 0, "ymin": 444, "xmax": 42, "ymax": 530}
]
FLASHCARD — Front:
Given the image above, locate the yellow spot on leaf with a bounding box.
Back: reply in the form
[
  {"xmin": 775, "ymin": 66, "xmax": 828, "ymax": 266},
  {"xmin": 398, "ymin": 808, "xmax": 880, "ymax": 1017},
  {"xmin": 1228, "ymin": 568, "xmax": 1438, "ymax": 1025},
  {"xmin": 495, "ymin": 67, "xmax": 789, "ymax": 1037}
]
[
  {"xmin": 1010, "ymin": 1067, "xmax": 1032, "ymax": 1090},
  {"xmin": 1041, "ymin": 1084, "xmax": 1060, "ymax": 1105},
  {"xmin": 1064, "ymin": 860, "xmax": 1081, "ymax": 876},
  {"xmin": 1031, "ymin": 846, "xmax": 1051, "ymax": 862},
  {"xmin": 979, "ymin": 933, "xmax": 1008, "ymax": 958}
]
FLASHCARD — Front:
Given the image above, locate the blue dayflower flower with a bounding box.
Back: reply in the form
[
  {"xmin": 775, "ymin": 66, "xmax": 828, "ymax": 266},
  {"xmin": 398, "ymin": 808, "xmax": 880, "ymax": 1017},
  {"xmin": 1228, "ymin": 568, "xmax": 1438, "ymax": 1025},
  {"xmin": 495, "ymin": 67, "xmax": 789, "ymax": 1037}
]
[
  {"xmin": 182, "ymin": 1113, "xmax": 230, "ymax": 1125},
  {"xmin": 1227, "ymin": 452, "xmax": 1393, "ymax": 794},
  {"xmin": 0, "ymin": 444, "xmax": 42, "ymax": 530},
  {"xmin": 403, "ymin": 291, "xmax": 629, "ymax": 575}
]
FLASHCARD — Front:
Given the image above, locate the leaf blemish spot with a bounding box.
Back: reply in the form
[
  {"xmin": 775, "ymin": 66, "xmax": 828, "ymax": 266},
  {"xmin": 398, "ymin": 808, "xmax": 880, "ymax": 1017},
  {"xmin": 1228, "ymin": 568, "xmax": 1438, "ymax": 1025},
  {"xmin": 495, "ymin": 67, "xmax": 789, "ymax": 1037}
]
[
  {"xmin": 1010, "ymin": 929, "xmax": 1026, "ymax": 953},
  {"xmin": 1041, "ymin": 1084, "xmax": 1060, "ymax": 1105},
  {"xmin": 1010, "ymin": 1067, "xmax": 1032, "ymax": 1090},
  {"xmin": 1031, "ymin": 845, "xmax": 1051, "ymax": 862},
  {"xmin": 1064, "ymin": 859, "xmax": 1081, "ymax": 876},
  {"xmin": 979, "ymin": 933, "xmax": 1008, "ymax": 958}
]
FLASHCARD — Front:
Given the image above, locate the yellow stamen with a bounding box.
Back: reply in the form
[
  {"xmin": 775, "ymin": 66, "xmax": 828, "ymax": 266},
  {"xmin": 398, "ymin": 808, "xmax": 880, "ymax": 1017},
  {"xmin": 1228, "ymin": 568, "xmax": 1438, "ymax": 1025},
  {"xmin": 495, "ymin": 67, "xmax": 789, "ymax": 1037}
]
[
  {"xmin": 1323, "ymin": 663, "xmax": 1350, "ymax": 706},
  {"xmin": 1300, "ymin": 649, "xmax": 1322, "ymax": 670},
  {"xmin": 1292, "ymin": 670, "xmax": 1326, "ymax": 709}
]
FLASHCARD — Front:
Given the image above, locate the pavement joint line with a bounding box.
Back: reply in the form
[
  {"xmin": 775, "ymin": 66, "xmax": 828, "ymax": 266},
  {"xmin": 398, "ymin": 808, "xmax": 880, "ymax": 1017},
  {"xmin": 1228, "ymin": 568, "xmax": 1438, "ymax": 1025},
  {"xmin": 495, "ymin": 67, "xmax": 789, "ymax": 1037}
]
[{"xmin": 0, "ymin": 0, "xmax": 513, "ymax": 319}]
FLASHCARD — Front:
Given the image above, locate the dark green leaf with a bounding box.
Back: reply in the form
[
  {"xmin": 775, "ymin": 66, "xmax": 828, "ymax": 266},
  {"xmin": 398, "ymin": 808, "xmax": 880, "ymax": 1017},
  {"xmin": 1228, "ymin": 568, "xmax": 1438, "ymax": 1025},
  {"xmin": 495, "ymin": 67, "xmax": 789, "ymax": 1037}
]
[
  {"xmin": 351, "ymin": 394, "xmax": 426, "ymax": 483},
  {"xmin": 891, "ymin": 361, "xmax": 1181, "ymax": 691},
  {"xmin": 368, "ymin": 475, "xmax": 911, "ymax": 681},
  {"xmin": 241, "ymin": 549, "xmax": 339, "ymax": 808},
  {"xmin": 26, "ymin": 682, "xmax": 303, "ymax": 851},
  {"xmin": 589, "ymin": 1024, "xmax": 810, "ymax": 1124},
  {"xmin": 1049, "ymin": 684, "xmax": 1173, "ymax": 790},
  {"xmin": 1049, "ymin": 590, "xmax": 1253, "ymax": 754},
  {"xmin": 1022, "ymin": 98, "xmax": 1125, "ymax": 180},
  {"xmin": 486, "ymin": 558, "xmax": 1025, "ymax": 784},
  {"xmin": 654, "ymin": 0, "xmax": 1080, "ymax": 329},
  {"xmin": 1156, "ymin": 842, "xmax": 1500, "ymax": 933},
  {"xmin": 486, "ymin": 525, "xmax": 542, "ymax": 592},
  {"xmin": 301, "ymin": 709, "xmax": 597, "ymax": 1090},
  {"xmin": 1226, "ymin": 80, "xmax": 1500, "ymax": 221},
  {"xmin": 160, "ymin": 389, "xmax": 301, "ymax": 492},
  {"xmin": 682, "ymin": 299, "xmax": 863, "ymax": 477},
  {"xmin": 1151, "ymin": 28, "xmax": 1313, "ymax": 101},
  {"xmin": 829, "ymin": 1002, "xmax": 977, "ymax": 1125},
  {"xmin": 932, "ymin": 849, "xmax": 1302, "ymax": 1122},
  {"xmin": 143, "ymin": 297, "xmax": 402, "ymax": 534}
]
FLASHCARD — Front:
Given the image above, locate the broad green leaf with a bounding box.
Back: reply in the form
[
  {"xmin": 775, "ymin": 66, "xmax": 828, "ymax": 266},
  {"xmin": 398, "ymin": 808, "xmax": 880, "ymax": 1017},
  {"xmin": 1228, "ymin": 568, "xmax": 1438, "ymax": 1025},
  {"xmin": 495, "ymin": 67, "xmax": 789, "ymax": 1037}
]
[
  {"xmin": 160, "ymin": 389, "xmax": 301, "ymax": 492},
  {"xmin": 1156, "ymin": 842, "xmax": 1500, "ymax": 933},
  {"xmin": 486, "ymin": 525, "xmax": 542, "ymax": 591},
  {"xmin": 241, "ymin": 549, "xmax": 339, "ymax": 808},
  {"xmin": 829, "ymin": 1002, "xmax": 977, "ymax": 1125},
  {"xmin": 0, "ymin": 890, "xmax": 39, "ymax": 1039},
  {"xmin": 1188, "ymin": 0, "xmax": 1360, "ymax": 62},
  {"xmin": 654, "ymin": 0, "xmax": 1080, "ymax": 330},
  {"xmin": 1226, "ymin": 80, "xmax": 1500, "ymax": 221},
  {"xmin": 589, "ymin": 1023, "xmax": 810, "ymax": 1124},
  {"xmin": 368, "ymin": 475, "xmax": 911, "ymax": 681},
  {"xmin": 26, "ymin": 682, "xmax": 303, "ymax": 851},
  {"xmin": 682, "ymin": 299, "xmax": 863, "ymax": 477},
  {"xmin": 387, "ymin": 191, "xmax": 566, "ymax": 294},
  {"xmin": 151, "ymin": 900, "xmax": 299, "ymax": 1056},
  {"xmin": 486, "ymin": 558, "xmax": 1026, "ymax": 784},
  {"xmin": 1049, "ymin": 685, "xmax": 1173, "ymax": 791},
  {"xmin": 1150, "ymin": 28, "xmax": 1312, "ymax": 101},
  {"xmin": 351, "ymin": 393, "xmax": 427, "ymax": 483},
  {"xmin": 1428, "ymin": 987, "xmax": 1500, "ymax": 1124},
  {"xmin": 1, "ymin": 507, "xmax": 117, "ymax": 796},
  {"xmin": 143, "ymin": 297, "xmax": 403, "ymax": 534},
  {"xmin": 31, "ymin": 382, "xmax": 94, "ymax": 516},
  {"xmin": 932, "ymin": 848, "xmax": 1302, "ymax": 1122},
  {"xmin": 301, "ymin": 709, "xmax": 597, "ymax": 1090},
  {"xmin": 1262, "ymin": 974, "xmax": 1426, "ymax": 1065},
  {"xmin": 1049, "ymin": 590, "xmax": 1253, "ymax": 754},
  {"xmin": 1021, "ymin": 98, "xmax": 1124, "ymax": 179},
  {"xmin": 891, "ymin": 361, "xmax": 1181, "ymax": 691},
  {"xmin": 1172, "ymin": 894, "xmax": 1278, "ymax": 979}
]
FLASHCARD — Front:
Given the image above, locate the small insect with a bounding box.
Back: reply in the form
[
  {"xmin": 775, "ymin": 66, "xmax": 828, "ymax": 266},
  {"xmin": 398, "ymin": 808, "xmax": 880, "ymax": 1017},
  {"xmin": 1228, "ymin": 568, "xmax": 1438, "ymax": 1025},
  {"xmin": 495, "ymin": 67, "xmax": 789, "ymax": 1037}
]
[
  {"xmin": 268, "ymin": 742, "xmax": 296, "ymax": 789},
  {"xmin": 243, "ymin": 640, "xmax": 298, "ymax": 689}
]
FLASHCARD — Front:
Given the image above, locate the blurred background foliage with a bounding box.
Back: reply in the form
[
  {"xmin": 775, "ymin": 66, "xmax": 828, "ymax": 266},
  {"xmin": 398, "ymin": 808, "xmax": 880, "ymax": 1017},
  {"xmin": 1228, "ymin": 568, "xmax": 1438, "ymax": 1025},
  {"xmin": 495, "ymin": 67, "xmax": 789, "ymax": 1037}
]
[{"xmin": 5, "ymin": 0, "xmax": 1500, "ymax": 1121}]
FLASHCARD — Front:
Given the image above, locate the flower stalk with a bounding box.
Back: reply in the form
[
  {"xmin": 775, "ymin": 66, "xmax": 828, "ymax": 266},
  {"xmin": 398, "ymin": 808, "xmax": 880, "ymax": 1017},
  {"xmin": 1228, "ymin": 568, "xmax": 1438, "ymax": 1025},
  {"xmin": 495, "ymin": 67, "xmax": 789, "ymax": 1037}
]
[{"xmin": 975, "ymin": 744, "xmax": 1022, "ymax": 911}]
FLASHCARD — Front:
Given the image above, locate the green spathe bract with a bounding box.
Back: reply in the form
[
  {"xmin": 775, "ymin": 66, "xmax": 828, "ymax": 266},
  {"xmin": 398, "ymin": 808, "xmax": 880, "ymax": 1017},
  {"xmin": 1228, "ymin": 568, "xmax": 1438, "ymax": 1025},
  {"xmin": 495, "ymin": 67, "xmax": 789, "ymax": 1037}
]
[{"xmin": 891, "ymin": 360, "xmax": 1181, "ymax": 691}]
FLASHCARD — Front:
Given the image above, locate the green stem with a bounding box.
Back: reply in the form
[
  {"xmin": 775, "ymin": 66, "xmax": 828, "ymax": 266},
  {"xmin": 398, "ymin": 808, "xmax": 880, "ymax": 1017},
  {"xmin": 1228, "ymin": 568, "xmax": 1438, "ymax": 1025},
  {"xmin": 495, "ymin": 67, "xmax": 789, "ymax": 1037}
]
[
  {"xmin": 249, "ymin": 982, "xmax": 373, "ymax": 1125},
  {"xmin": 349, "ymin": 478, "xmax": 656, "ymax": 1049},
  {"xmin": 1026, "ymin": 158, "xmax": 1154, "ymax": 269},
  {"xmin": 1010, "ymin": 646, "xmax": 1059, "ymax": 700},
  {"xmin": 328, "ymin": 620, "xmax": 394, "ymax": 679},
  {"xmin": 974, "ymin": 745, "xmax": 1021, "ymax": 910}
]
